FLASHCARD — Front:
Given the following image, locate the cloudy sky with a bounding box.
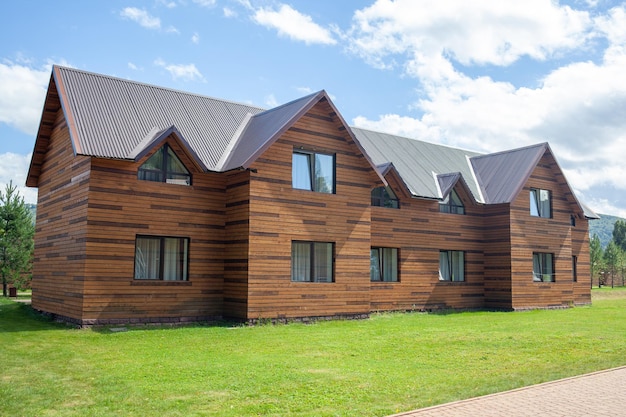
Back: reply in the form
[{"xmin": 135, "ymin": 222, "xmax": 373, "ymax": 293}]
[{"xmin": 1, "ymin": 0, "xmax": 625, "ymax": 217}]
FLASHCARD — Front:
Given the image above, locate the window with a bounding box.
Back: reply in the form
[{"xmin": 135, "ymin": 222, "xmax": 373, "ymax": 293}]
[
  {"xmin": 291, "ymin": 241, "xmax": 334, "ymax": 282},
  {"xmin": 440, "ymin": 189, "xmax": 465, "ymax": 214},
  {"xmin": 439, "ymin": 250, "xmax": 465, "ymax": 282},
  {"xmin": 572, "ymin": 256, "xmax": 578, "ymax": 282},
  {"xmin": 138, "ymin": 144, "xmax": 191, "ymax": 185},
  {"xmin": 292, "ymin": 151, "xmax": 335, "ymax": 193},
  {"xmin": 371, "ymin": 186, "xmax": 399, "ymax": 208},
  {"xmin": 533, "ymin": 252, "xmax": 554, "ymax": 282},
  {"xmin": 134, "ymin": 236, "xmax": 189, "ymax": 281},
  {"xmin": 530, "ymin": 188, "xmax": 551, "ymax": 218},
  {"xmin": 371, "ymin": 247, "xmax": 399, "ymax": 282},
  {"xmin": 570, "ymin": 215, "xmax": 576, "ymax": 227}
]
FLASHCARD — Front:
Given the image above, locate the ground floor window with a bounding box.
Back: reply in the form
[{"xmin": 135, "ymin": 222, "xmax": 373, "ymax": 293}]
[
  {"xmin": 134, "ymin": 235, "xmax": 189, "ymax": 281},
  {"xmin": 533, "ymin": 252, "xmax": 554, "ymax": 282},
  {"xmin": 371, "ymin": 247, "xmax": 399, "ymax": 282},
  {"xmin": 291, "ymin": 241, "xmax": 334, "ymax": 282},
  {"xmin": 439, "ymin": 250, "xmax": 465, "ymax": 282},
  {"xmin": 572, "ymin": 256, "xmax": 578, "ymax": 282}
]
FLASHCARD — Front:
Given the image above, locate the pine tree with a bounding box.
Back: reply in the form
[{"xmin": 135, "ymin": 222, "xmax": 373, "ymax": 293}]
[
  {"xmin": 613, "ymin": 219, "xmax": 626, "ymax": 252},
  {"xmin": 0, "ymin": 181, "xmax": 35, "ymax": 296}
]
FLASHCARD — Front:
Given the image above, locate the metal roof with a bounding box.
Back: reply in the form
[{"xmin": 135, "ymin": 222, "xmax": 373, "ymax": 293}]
[
  {"xmin": 351, "ymin": 127, "xmax": 482, "ymax": 200},
  {"xmin": 54, "ymin": 65, "xmax": 264, "ymax": 170}
]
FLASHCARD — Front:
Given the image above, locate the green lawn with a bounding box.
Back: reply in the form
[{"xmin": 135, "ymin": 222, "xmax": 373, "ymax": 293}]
[{"xmin": 1, "ymin": 290, "xmax": 626, "ymax": 417}]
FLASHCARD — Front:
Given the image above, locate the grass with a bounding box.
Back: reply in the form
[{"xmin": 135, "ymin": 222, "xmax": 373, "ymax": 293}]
[{"xmin": 1, "ymin": 289, "xmax": 626, "ymax": 417}]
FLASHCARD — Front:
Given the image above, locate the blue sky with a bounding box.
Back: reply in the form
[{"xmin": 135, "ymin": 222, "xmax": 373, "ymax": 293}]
[{"xmin": 1, "ymin": 0, "xmax": 626, "ymax": 217}]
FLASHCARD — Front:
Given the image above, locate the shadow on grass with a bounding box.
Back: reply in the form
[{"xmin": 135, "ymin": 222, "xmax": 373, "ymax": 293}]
[{"xmin": 0, "ymin": 300, "xmax": 71, "ymax": 333}]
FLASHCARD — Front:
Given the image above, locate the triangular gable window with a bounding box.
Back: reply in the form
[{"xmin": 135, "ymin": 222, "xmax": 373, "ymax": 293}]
[
  {"xmin": 439, "ymin": 189, "xmax": 465, "ymax": 214},
  {"xmin": 138, "ymin": 144, "xmax": 191, "ymax": 185},
  {"xmin": 371, "ymin": 186, "xmax": 399, "ymax": 208}
]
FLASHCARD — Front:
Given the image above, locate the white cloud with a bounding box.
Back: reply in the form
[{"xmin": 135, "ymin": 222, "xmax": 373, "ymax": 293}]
[
  {"xmin": 223, "ymin": 7, "xmax": 237, "ymax": 18},
  {"xmin": 265, "ymin": 94, "xmax": 278, "ymax": 107},
  {"xmin": 0, "ymin": 152, "xmax": 37, "ymax": 204},
  {"xmin": 347, "ymin": 0, "xmax": 626, "ymax": 208},
  {"xmin": 0, "ymin": 61, "xmax": 50, "ymax": 136},
  {"xmin": 192, "ymin": 0, "xmax": 216, "ymax": 7},
  {"xmin": 191, "ymin": 32, "xmax": 200, "ymax": 44},
  {"xmin": 154, "ymin": 59, "xmax": 205, "ymax": 82},
  {"xmin": 120, "ymin": 7, "xmax": 161, "ymax": 30},
  {"xmin": 348, "ymin": 0, "xmax": 592, "ymax": 69},
  {"xmin": 253, "ymin": 4, "xmax": 336, "ymax": 45}
]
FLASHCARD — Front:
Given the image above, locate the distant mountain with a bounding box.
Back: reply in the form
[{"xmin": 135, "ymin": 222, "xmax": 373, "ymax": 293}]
[{"xmin": 589, "ymin": 213, "xmax": 624, "ymax": 248}]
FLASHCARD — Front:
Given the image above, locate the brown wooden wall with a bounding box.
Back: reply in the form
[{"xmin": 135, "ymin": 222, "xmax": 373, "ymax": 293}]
[
  {"xmin": 482, "ymin": 204, "xmax": 513, "ymax": 310},
  {"xmin": 370, "ymin": 181, "xmax": 485, "ymax": 312},
  {"xmin": 31, "ymin": 109, "xmax": 90, "ymax": 323},
  {"xmin": 79, "ymin": 138, "xmax": 226, "ymax": 324},
  {"xmin": 509, "ymin": 152, "xmax": 589, "ymax": 309},
  {"xmin": 244, "ymin": 99, "xmax": 378, "ymax": 320}
]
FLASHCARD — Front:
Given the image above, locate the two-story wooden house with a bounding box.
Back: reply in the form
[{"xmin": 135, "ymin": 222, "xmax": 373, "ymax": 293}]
[{"xmin": 26, "ymin": 66, "xmax": 597, "ymax": 326}]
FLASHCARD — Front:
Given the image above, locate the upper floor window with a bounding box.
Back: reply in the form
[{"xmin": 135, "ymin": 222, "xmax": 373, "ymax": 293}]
[
  {"xmin": 292, "ymin": 150, "xmax": 335, "ymax": 194},
  {"xmin": 440, "ymin": 189, "xmax": 465, "ymax": 214},
  {"xmin": 134, "ymin": 235, "xmax": 189, "ymax": 281},
  {"xmin": 371, "ymin": 247, "xmax": 399, "ymax": 282},
  {"xmin": 291, "ymin": 241, "xmax": 334, "ymax": 283},
  {"xmin": 533, "ymin": 252, "xmax": 554, "ymax": 282},
  {"xmin": 371, "ymin": 186, "xmax": 399, "ymax": 208},
  {"xmin": 138, "ymin": 144, "xmax": 191, "ymax": 185},
  {"xmin": 530, "ymin": 188, "xmax": 551, "ymax": 218},
  {"xmin": 439, "ymin": 250, "xmax": 465, "ymax": 282}
]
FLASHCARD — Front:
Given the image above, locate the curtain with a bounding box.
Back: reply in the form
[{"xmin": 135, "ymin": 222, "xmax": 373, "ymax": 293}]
[
  {"xmin": 135, "ymin": 237, "xmax": 160, "ymax": 279},
  {"xmin": 382, "ymin": 248, "xmax": 398, "ymax": 282},
  {"xmin": 163, "ymin": 238, "xmax": 188, "ymax": 281},
  {"xmin": 291, "ymin": 242, "xmax": 310, "ymax": 282},
  {"xmin": 314, "ymin": 243, "xmax": 333, "ymax": 282},
  {"xmin": 439, "ymin": 251, "xmax": 450, "ymax": 281},
  {"xmin": 370, "ymin": 249, "xmax": 381, "ymax": 281}
]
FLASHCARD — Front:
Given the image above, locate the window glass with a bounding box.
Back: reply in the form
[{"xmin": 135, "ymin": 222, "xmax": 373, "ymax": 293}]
[
  {"xmin": 138, "ymin": 144, "xmax": 191, "ymax": 185},
  {"xmin": 533, "ymin": 252, "xmax": 554, "ymax": 282},
  {"xmin": 371, "ymin": 247, "xmax": 398, "ymax": 282},
  {"xmin": 530, "ymin": 188, "xmax": 551, "ymax": 218},
  {"xmin": 134, "ymin": 236, "xmax": 189, "ymax": 281},
  {"xmin": 439, "ymin": 250, "xmax": 465, "ymax": 282},
  {"xmin": 292, "ymin": 153, "xmax": 312, "ymax": 191},
  {"xmin": 291, "ymin": 241, "xmax": 334, "ymax": 282},
  {"xmin": 572, "ymin": 256, "xmax": 578, "ymax": 282},
  {"xmin": 440, "ymin": 189, "xmax": 465, "ymax": 214},
  {"xmin": 292, "ymin": 151, "xmax": 335, "ymax": 193},
  {"xmin": 371, "ymin": 186, "xmax": 399, "ymax": 208}
]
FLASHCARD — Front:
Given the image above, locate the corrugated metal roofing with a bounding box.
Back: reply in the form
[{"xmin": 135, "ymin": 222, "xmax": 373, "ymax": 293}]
[
  {"xmin": 218, "ymin": 91, "xmax": 324, "ymax": 171},
  {"xmin": 471, "ymin": 143, "xmax": 547, "ymax": 204},
  {"xmin": 54, "ymin": 65, "xmax": 265, "ymax": 170},
  {"xmin": 351, "ymin": 127, "xmax": 482, "ymax": 200}
]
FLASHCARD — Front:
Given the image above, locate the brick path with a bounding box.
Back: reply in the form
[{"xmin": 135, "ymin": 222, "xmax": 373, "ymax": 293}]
[{"xmin": 390, "ymin": 366, "xmax": 626, "ymax": 417}]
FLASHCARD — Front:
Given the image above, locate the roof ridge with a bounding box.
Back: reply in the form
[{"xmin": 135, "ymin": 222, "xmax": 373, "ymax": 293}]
[{"xmin": 53, "ymin": 65, "xmax": 266, "ymax": 112}]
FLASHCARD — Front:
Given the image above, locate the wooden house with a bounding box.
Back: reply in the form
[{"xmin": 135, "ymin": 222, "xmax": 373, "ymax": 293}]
[{"xmin": 26, "ymin": 66, "xmax": 597, "ymax": 326}]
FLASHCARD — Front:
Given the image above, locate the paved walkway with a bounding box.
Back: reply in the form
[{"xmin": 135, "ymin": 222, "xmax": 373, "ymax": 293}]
[{"xmin": 390, "ymin": 366, "xmax": 626, "ymax": 417}]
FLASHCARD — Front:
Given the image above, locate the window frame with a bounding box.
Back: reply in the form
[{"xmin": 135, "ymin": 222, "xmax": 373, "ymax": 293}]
[
  {"xmin": 530, "ymin": 188, "xmax": 552, "ymax": 218},
  {"xmin": 134, "ymin": 235, "xmax": 190, "ymax": 281},
  {"xmin": 371, "ymin": 186, "xmax": 399, "ymax": 209},
  {"xmin": 439, "ymin": 250, "xmax": 465, "ymax": 282},
  {"xmin": 533, "ymin": 252, "xmax": 555, "ymax": 283},
  {"xmin": 138, "ymin": 144, "xmax": 192, "ymax": 186},
  {"xmin": 292, "ymin": 150, "xmax": 336, "ymax": 194},
  {"xmin": 370, "ymin": 247, "xmax": 399, "ymax": 282},
  {"xmin": 439, "ymin": 189, "xmax": 465, "ymax": 214},
  {"xmin": 291, "ymin": 241, "xmax": 335, "ymax": 283}
]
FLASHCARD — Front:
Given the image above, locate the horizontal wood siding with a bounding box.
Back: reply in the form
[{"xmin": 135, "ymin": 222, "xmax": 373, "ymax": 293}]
[
  {"xmin": 483, "ymin": 204, "xmax": 513, "ymax": 309},
  {"xmin": 31, "ymin": 109, "xmax": 89, "ymax": 322},
  {"xmin": 223, "ymin": 170, "xmax": 251, "ymax": 319},
  {"xmin": 370, "ymin": 182, "xmax": 485, "ymax": 311},
  {"xmin": 245, "ymin": 100, "xmax": 378, "ymax": 320},
  {"xmin": 81, "ymin": 138, "xmax": 225, "ymax": 324},
  {"xmin": 509, "ymin": 153, "xmax": 579, "ymax": 309}
]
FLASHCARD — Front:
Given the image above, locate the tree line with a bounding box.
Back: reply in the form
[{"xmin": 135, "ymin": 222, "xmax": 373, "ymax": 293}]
[
  {"xmin": 0, "ymin": 181, "xmax": 34, "ymax": 296},
  {"xmin": 590, "ymin": 220, "xmax": 626, "ymax": 287}
]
